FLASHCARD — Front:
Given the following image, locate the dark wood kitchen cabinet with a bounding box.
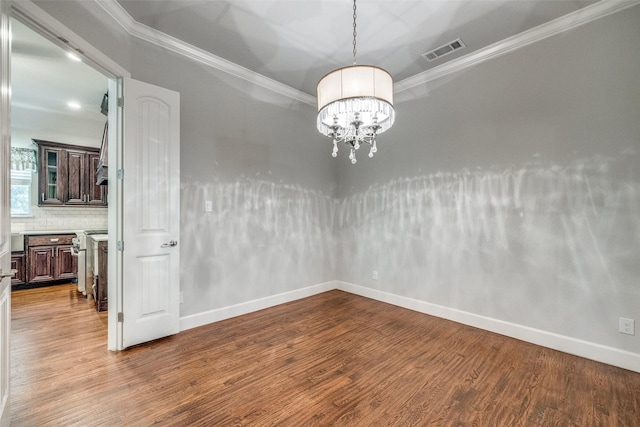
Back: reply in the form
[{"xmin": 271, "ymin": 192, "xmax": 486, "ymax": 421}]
[
  {"xmin": 55, "ymin": 245, "xmax": 77, "ymax": 280},
  {"xmin": 87, "ymin": 152, "xmax": 105, "ymax": 205},
  {"xmin": 27, "ymin": 246, "xmax": 55, "ymax": 283},
  {"xmin": 96, "ymin": 240, "xmax": 108, "ymax": 312},
  {"xmin": 25, "ymin": 234, "xmax": 77, "ymax": 284},
  {"xmin": 64, "ymin": 148, "xmax": 88, "ymax": 205},
  {"xmin": 10, "ymin": 252, "xmax": 26, "ymax": 287},
  {"xmin": 39, "ymin": 145, "xmax": 64, "ymax": 205},
  {"xmin": 35, "ymin": 140, "xmax": 107, "ymax": 207}
]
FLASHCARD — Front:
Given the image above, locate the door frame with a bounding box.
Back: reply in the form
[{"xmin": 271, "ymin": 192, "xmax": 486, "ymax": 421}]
[
  {"xmin": 8, "ymin": 0, "xmax": 131, "ymax": 350},
  {"xmin": 1, "ymin": 2, "xmax": 12, "ymax": 424}
]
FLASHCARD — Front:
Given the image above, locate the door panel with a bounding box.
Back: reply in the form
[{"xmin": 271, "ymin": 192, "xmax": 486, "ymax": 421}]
[
  {"xmin": 10, "ymin": 254, "xmax": 25, "ymax": 286},
  {"xmin": 55, "ymin": 245, "xmax": 77, "ymax": 281},
  {"xmin": 122, "ymin": 78, "xmax": 180, "ymax": 348},
  {"xmin": 27, "ymin": 247, "xmax": 55, "ymax": 283},
  {"xmin": 65, "ymin": 150, "xmax": 85, "ymax": 204}
]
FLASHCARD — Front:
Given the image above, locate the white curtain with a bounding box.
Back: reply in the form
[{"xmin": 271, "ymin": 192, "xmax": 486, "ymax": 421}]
[{"xmin": 10, "ymin": 147, "xmax": 36, "ymax": 171}]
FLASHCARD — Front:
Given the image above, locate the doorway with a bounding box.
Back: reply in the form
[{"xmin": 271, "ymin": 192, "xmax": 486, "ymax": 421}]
[
  {"xmin": 10, "ymin": 13, "xmax": 110, "ymax": 326},
  {"xmin": 7, "ymin": 3, "xmax": 130, "ymax": 352},
  {"xmin": 2, "ymin": 3, "xmax": 185, "ymax": 422},
  {"xmin": 7, "ymin": 0, "xmax": 182, "ymax": 354},
  {"xmin": 10, "ymin": 15, "xmax": 110, "ymax": 301}
]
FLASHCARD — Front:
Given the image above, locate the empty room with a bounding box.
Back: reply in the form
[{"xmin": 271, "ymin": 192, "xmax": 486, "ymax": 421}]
[{"xmin": 1, "ymin": 0, "xmax": 639, "ymax": 425}]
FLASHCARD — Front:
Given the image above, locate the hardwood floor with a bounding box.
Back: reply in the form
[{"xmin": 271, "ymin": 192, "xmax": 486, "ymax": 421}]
[{"xmin": 11, "ymin": 284, "xmax": 640, "ymax": 426}]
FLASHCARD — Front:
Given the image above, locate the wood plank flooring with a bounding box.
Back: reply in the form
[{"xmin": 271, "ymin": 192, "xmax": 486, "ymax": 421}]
[{"xmin": 11, "ymin": 284, "xmax": 640, "ymax": 426}]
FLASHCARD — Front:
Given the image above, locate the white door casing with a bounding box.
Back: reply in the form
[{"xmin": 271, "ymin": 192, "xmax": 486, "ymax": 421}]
[
  {"xmin": 0, "ymin": 2, "xmax": 11, "ymax": 424},
  {"xmin": 122, "ymin": 77, "xmax": 180, "ymax": 348},
  {"xmin": 8, "ymin": 0, "xmax": 131, "ymax": 351}
]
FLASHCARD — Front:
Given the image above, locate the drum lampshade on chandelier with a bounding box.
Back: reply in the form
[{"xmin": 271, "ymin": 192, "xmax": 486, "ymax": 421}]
[{"xmin": 316, "ymin": 0, "xmax": 395, "ymax": 164}]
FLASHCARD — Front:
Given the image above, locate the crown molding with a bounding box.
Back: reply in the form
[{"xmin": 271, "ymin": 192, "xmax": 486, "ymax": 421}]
[
  {"xmin": 395, "ymin": 0, "xmax": 640, "ymax": 93},
  {"xmin": 96, "ymin": 0, "xmax": 638, "ymax": 102},
  {"xmin": 94, "ymin": 0, "xmax": 317, "ymax": 107}
]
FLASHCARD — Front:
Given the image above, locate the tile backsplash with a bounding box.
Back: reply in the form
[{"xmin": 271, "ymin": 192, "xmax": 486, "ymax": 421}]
[{"xmin": 11, "ymin": 206, "xmax": 108, "ymax": 233}]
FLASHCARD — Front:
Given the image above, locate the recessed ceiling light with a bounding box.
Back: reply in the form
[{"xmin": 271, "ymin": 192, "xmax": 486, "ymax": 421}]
[
  {"xmin": 66, "ymin": 52, "xmax": 82, "ymax": 62},
  {"xmin": 67, "ymin": 101, "xmax": 82, "ymax": 110}
]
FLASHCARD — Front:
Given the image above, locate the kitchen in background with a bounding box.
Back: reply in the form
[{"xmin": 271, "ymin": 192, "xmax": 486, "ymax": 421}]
[{"xmin": 10, "ymin": 18, "xmax": 110, "ymax": 311}]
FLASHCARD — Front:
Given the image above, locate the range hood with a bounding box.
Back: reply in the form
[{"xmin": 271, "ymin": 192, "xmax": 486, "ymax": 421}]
[{"xmin": 96, "ymin": 93, "xmax": 108, "ymax": 186}]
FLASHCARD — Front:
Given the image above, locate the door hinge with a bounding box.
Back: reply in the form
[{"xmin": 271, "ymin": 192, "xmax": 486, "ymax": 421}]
[
  {"xmin": 117, "ymin": 240, "xmax": 124, "ymax": 251},
  {"xmin": 117, "ymin": 312, "xmax": 124, "ymax": 322},
  {"xmin": 117, "ymin": 169, "xmax": 124, "ymax": 180},
  {"xmin": 117, "ymin": 97, "xmax": 124, "ymax": 108}
]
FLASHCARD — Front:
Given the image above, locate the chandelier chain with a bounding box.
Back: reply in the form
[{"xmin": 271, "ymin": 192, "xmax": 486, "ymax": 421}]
[{"xmin": 352, "ymin": 0, "xmax": 357, "ymax": 65}]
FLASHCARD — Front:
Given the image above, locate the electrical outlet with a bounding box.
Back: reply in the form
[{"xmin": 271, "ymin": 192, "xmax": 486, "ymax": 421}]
[
  {"xmin": 372, "ymin": 270, "xmax": 378, "ymax": 280},
  {"xmin": 619, "ymin": 318, "xmax": 635, "ymax": 335},
  {"xmin": 204, "ymin": 200, "xmax": 213, "ymax": 212}
]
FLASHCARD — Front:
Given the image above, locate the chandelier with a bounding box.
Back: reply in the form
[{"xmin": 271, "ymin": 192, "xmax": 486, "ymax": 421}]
[{"xmin": 316, "ymin": 0, "xmax": 395, "ymax": 164}]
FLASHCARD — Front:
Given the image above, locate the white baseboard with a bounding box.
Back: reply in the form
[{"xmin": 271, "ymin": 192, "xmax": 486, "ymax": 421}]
[
  {"xmin": 179, "ymin": 280, "xmax": 338, "ymax": 331},
  {"xmin": 336, "ymin": 281, "xmax": 640, "ymax": 373},
  {"xmin": 180, "ymin": 279, "xmax": 640, "ymax": 373}
]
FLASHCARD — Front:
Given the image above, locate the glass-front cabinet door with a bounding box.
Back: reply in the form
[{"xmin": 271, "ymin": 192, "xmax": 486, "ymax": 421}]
[{"xmin": 39, "ymin": 146, "xmax": 64, "ymax": 205}]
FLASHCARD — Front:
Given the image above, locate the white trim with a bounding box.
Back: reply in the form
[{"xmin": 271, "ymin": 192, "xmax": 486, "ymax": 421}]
[
  {"xmin": 94, "ymin": 0, "xmax": 316, "ymax": 107},
  {"xmin": 108, "ymin": 78, "xmax": 123, "ymax": 351},
  {"xmin": 179, "ymin": 280, "xmax": 338, "ymax": 331},
  {"xmin": 395, "ymin": 0, "xmax": 640, "ymax": 93},
  {"xmin": 1, "ymin": 1, "xmax": 12, "ymax": 420},
  {"xmin": 178, "ymin": 278, "xmax": 640, "ymax": 373},
  {"xmin": 0, "ymin": 286, "xmax": 10, "ymax": 424},
  {"xmin": 94, "ymin": 0, "xmax": 637, "ymax": 100},
  {"xmin": 10, "ymin": 0, "xmax": 131, "ymax": 351},
  {"xmin": 336, "ymin": 281, "xmax": 640, "ymax": 373}
]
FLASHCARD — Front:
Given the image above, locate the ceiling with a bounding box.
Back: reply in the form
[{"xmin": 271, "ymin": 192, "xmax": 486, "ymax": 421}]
[
  {"xmin": 10, "ymin": 0, "xmax": 601, "ymax": 148},
  {"xmin": 11, "ymin": 18, "xmax": 108, "ymax": 148},
  {"xmin": 116, "ymin": 0, "xmax": 598, "ymax": 96}
]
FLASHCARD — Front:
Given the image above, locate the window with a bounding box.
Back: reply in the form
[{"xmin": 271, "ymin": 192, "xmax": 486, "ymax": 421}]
[{"xmin": 11, "ymin": 169, "xmax": 33, "ymax": 216}]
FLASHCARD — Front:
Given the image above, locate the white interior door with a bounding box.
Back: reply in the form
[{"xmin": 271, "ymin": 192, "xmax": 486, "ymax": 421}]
[
  {"xmin": 122, "ymin": 77, "xmax": 180, "ymax": 348},
  {"xmin": 0, "ymin": 3, "xmax": 11, "ymax": 424}
]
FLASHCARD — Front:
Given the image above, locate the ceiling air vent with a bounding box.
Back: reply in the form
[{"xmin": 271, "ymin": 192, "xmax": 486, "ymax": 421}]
[{"xmin": 422, "ymin": 38, "xmax": 466, "ymax": 62}]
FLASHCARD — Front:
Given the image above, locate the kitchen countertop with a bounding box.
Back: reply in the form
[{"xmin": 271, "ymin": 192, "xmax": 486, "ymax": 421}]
[
  {"xmin": 11, "ymin": 230, "xmax": 110, "ymax": 252},
  {"xmin": 11, "ymin": 230, "xmax": 84, "ymax": 252},
  {"xmin": 12, "ymin": 230, "xmax": 86, "ymax": 236}
]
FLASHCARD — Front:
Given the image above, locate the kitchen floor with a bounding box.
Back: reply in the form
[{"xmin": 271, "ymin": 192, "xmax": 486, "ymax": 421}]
[{"xmin": 11, "ymin": 283, "xmax": 108, "ymax": 424}]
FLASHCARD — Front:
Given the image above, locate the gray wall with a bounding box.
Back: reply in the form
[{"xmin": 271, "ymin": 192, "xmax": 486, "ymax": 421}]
[
  {"xmin": 128, "ymin": 40, "xmax": 338, "ymax": 314},
  {"xmin": 337, "ymin": 6, "xmax": 640, "ymax": 354},
  {"xmin": 28, "ymin": 1, "xmax": 640, "ymax": 357},
  {"xmin": 30, "ymin": 0, "xmax": 338, "ymax": 316}
]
